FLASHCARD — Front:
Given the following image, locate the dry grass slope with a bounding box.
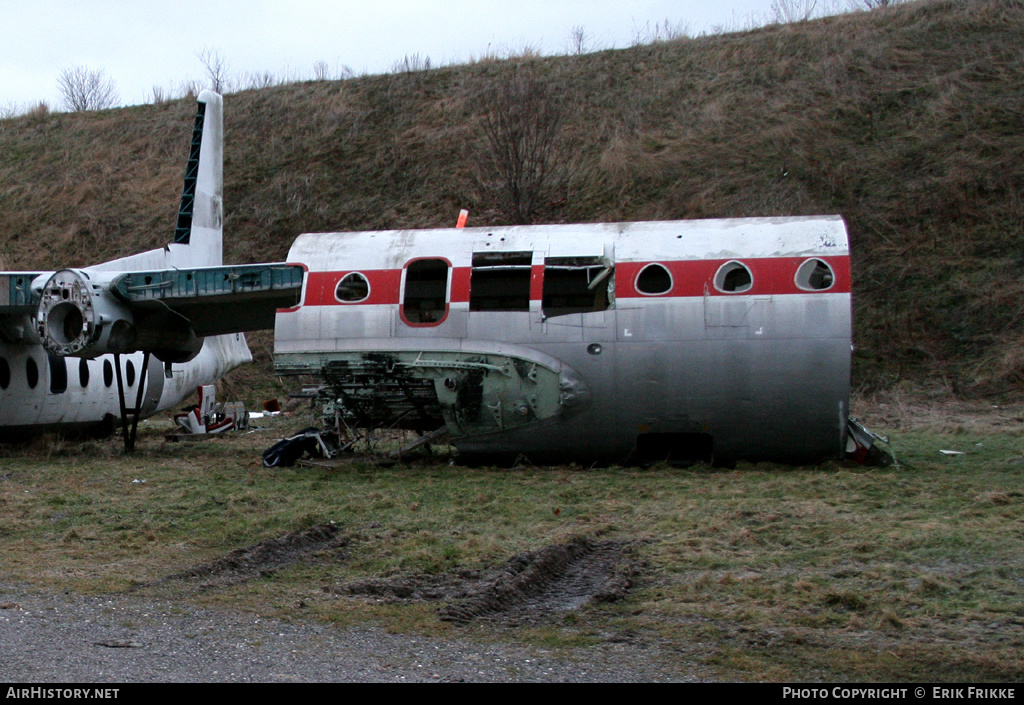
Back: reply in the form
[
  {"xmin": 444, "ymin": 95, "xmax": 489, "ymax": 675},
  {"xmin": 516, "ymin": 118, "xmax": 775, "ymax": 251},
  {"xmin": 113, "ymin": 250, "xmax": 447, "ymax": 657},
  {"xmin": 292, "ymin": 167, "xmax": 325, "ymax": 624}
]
[{"xmin": 2, "ymin": 0, "xmax": 1022, "ymax": 394}]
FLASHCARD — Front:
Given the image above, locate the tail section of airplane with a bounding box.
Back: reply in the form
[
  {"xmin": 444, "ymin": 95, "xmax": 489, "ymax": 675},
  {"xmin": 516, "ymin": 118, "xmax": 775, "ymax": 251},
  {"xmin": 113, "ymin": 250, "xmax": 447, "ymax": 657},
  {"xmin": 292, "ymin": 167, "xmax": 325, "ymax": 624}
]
[
  {"xmin": 0, "ymin": 89, "xmax": 302, "ymax": 451},
  {"xmin": 172, "ymin": 90, "xmax": 223, "ymax": 267},
  {"xmin": 93, "ymin": 90, "xmax": 224, "ymax": 272}
]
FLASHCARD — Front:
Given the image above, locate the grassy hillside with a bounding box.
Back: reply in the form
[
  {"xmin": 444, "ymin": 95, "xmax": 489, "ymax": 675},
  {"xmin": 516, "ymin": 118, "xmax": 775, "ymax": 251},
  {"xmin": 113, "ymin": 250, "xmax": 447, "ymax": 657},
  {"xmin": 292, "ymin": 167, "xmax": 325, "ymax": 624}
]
[{"xmin": 2, "ymin": 0, "xmax": 1022, "ymax": 394}]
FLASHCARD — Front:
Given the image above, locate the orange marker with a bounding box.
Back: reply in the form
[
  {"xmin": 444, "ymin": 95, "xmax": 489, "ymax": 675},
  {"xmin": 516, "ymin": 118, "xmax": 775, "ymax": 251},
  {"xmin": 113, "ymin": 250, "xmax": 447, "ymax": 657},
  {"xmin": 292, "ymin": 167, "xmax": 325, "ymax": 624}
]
[{"xmin": 456, "ymin": 209, "xmax": 469, "ymax": 228}]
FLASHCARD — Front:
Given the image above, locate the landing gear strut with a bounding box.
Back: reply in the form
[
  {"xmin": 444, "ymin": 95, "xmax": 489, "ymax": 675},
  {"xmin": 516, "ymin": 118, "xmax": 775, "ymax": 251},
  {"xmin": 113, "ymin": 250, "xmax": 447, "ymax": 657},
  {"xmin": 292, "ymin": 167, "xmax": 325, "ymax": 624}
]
[{"xmin": 113, "ymin": 352, "xmax": 150, "ymax": 453}]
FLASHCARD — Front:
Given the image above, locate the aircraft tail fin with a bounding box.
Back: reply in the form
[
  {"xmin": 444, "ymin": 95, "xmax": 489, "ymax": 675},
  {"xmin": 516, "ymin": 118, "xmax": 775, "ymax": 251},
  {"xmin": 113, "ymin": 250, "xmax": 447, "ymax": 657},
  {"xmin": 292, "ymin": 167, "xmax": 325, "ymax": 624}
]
[
  {"xmin": 171, "ymin": 90, "xmax": 223, "ymax": 266},
  {"xmin": 88, "ymin": 90, "xmax": 223, "ymax": 273}
]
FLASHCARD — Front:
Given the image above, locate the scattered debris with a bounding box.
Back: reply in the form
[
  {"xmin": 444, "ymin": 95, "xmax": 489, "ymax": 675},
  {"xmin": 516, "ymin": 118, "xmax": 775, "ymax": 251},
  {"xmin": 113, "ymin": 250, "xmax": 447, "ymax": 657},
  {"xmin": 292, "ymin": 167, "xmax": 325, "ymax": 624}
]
[
  {"xmin": 93, "ymin": 640, "xmax": 142, "ymax": 649},
  {"xmin": 262, "ymin": 428, "xmax": 348, "ymax": 467},
  {"xmin": 940, "ymin": 449, "xmax": 965, "ymax": 456},
  {"xmin": 845, "ymin": 418, "xmax": 895, "ymax": 466},
  {"xmin": 172, "ymin": 385, "xmax": 248, "ymax": 435},
  {"xmin": 384, "ymin": 426, "xmax": 450, "ymax": 460}
]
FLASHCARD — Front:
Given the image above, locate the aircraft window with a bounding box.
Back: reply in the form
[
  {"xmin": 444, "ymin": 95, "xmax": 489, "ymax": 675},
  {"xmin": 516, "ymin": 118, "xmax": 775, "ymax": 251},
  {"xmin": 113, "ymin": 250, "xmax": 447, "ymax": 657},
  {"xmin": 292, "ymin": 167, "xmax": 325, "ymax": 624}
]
[
  {"xmin": 636, "ymin": 263, "xmax": 673, "ymax": 295},
  {"xmin": 0, "ymin": 358, "xmax": 9, "ymax": 389},
  {"xmin": 48, "ymin": 354, "xmax": 68, "ymax": 394},
  {"xmin": 470, "ymin": 251, "xmax": 532, "ymax": 311},
  {"xmin": 795, "ymin": 258, "xmax": 835, "ymax": 291},
  {"xmin": 79, "ymin": 359, "xmax": 90, "ymax": 388},
  {"xmin": 402, "ymin": 259, "xmax": 450, "ymax": 325},
  {"xmin": 335, "ymin": 272, "xmax": 370, "ymax": 303},
  {"xmin": 126, "ymin": 360, "xmax": 136, "ymax": 387},
  {"xmin": 26, "ymin": 357, "xmax": 38, "ymax": 389},
  {"xmin": 103, "ymin": 359, "xmax": 113, "ymax": 388},
  {"xmin": 713, "ymin": 261, "xmax": 753, "ymax": 294},
  {"xmin": 542, "ymin": 256, "xmax": 614, "ymax": 317}
]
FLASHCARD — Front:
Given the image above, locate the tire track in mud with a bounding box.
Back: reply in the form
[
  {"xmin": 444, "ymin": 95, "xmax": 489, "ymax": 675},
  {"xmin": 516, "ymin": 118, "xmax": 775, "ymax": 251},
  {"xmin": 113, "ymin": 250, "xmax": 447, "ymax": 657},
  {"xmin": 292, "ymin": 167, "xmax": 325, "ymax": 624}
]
[
  {"xmin": 141, "ymin": 525, "xmax": 641, "ymax": 625},
  {"xmin": 437, "ymin": 538, "xmax": 640, "ymax": 624},
  {"xmin": 136, "ymin": 522, "xmax": 349, "ymax": 591}
]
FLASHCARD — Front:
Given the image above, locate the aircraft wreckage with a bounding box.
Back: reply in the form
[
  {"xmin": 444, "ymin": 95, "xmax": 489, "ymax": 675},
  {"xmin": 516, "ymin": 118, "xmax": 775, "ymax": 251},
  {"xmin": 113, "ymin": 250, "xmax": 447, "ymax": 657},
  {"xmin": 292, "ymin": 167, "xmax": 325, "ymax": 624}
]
[{"xmin": 269, "ymin": 216, "xmax": 888, "ymax": 466}]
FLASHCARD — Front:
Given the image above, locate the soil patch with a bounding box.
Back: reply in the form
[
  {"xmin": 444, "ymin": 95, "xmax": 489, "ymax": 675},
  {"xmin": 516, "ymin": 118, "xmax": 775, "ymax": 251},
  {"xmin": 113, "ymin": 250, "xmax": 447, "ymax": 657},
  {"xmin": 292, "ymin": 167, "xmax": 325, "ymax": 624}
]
[
  {"xmin": 340, "ymin": 537, "xmax": 640, "ymax": 625},
  {"xmin": 438, "ymin": 538, "xmax": 639, "ymax": 625},
  {"xmin": 138, "ymin": 522, "xmax": 348, "ymax": 591}
]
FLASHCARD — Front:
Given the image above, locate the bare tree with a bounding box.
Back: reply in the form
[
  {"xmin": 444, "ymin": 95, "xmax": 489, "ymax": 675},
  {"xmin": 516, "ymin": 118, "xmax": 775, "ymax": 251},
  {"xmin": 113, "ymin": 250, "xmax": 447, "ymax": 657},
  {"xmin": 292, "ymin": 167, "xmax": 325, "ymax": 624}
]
[
  {"xmin": 197, "ymin": 48, "xmax": 230, "ymax": 93},
  {"xmin": 566, "ymin": 25, "xmax": 589, "ymax": 55},
  {"xmin": 313, "ymin": 60, "xmax": 330, "ymax": 81},
  {"xmin": 56, "ymin": 66, "xmax": 119, "ymax": 112},
  {"xmin": 477, "ymin": 66, "xmax": 566, "ymax": 224}
]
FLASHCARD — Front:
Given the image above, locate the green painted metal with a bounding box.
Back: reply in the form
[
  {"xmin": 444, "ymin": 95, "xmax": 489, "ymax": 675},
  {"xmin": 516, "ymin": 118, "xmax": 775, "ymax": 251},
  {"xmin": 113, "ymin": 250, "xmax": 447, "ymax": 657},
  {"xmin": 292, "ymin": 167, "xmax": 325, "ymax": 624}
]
[
  {"xmin": 173, "ymin": 100, "xmax": 206, "ymax": 244},
  {"xmin": 0, "ymin": 273, "xmax": 43, "ymax": 313},
  {"xmin": 276, "ymin": 349, "xmax": 573, "ymax": 440},
  {"xmin": 112, "ymin": 263, "xmax": 303, "ymax": 303}
]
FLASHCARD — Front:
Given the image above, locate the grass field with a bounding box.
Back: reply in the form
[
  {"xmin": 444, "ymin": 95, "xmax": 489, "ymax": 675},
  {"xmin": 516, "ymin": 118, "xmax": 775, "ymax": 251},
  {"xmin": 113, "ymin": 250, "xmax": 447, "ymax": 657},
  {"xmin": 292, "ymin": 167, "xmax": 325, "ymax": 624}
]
[{"xmin": 1, "ymin": 395, "xmax": 1021, "ymax": 682}]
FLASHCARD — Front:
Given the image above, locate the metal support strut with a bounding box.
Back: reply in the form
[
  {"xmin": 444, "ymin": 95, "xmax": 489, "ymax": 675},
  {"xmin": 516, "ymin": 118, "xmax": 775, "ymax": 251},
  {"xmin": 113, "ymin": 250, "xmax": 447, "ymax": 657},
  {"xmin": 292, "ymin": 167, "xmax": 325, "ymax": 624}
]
[{"xmin": 113, "ymin": 352, "xmax": 150, "ymax": 453}]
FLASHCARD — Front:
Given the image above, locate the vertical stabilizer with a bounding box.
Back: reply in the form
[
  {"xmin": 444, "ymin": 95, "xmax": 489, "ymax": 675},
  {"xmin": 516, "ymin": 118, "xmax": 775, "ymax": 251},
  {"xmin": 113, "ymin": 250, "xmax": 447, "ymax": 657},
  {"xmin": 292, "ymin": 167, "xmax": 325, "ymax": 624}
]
[{"xmin": 172, "ymin": 90, "xmax": 223, "ymax": 266}]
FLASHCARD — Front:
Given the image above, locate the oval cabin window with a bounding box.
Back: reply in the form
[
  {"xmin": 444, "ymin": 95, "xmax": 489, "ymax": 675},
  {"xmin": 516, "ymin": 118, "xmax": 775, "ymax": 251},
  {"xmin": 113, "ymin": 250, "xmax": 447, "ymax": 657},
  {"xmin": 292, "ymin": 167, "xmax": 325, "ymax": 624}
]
[
  {"xmin": 794, "ymin": 258, "xmax": 835, "ymax": 291},
  {"xmin": 714, "ymin": 261, "xmax": 753, "ymax": 294},
  {"xmin": 635, "ymin": 263, "xmax": 673, "ymax": 295},
  {"xmin": 336, "ymin": 272, "xmax": 370, "ymax": 303},
  {"xmin": 26, "ymin": 357, "xmax": 38, "ymax": 389}
]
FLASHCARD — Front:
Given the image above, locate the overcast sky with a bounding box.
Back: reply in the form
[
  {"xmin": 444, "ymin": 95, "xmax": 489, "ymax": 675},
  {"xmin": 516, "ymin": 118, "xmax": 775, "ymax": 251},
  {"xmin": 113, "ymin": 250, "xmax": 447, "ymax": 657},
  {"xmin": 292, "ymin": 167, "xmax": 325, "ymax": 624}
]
[{"xmin": 1, "ymin": 0, "xmax": 848, "ymax": 111}]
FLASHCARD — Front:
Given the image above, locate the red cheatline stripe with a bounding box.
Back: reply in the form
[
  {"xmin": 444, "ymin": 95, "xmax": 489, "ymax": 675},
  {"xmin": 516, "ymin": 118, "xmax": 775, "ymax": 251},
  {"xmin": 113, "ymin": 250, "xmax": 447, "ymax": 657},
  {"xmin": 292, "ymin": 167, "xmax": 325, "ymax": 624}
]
[{"xmin": 300, "ymin": 256, "xmax": 850, "ymax": 307}]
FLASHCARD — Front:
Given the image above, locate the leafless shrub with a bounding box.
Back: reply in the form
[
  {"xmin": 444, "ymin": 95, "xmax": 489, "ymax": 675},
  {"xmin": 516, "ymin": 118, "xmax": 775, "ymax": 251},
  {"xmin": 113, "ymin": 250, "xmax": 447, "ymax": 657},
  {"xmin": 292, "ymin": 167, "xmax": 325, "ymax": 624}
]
[
  {"xmin": 507, "ymin": 42, "xmax": 543, "ymax": 59},
  {"xmin": 56, "ymin": 66, "xmax": 119, "ymax": 112},
  {"xmin": 566, "ymin": 25, "xmax": 589, "ymax": 55},
  {"xmin": 150, "ymin": 85, "xmax": 168, "ymax": 104},
  {"xmin": 178, "ymin": 79, "xmax": 203, "ymax": 99},
  {"xmin": 0, "ymin": 102, "xmax": 17, "ymax": 119},
  {"xmin": 243, "ymin": 71, "xmax": 278, "ymax": 90},
  {"xmin": 198, "ymin": 48, "xmax": 231, "ymax": 93},
  {"xmin": 391, "ymin": 53, "xmax": 432, "ymax": 74},
  {"xmin": 771, "ymin": 0, "xmax": 820, "ymax": 23},
  {"xmin": 477, "ymin": 65, "xmax": 567, "ymax": 224},
  {"xmin": 847, "ymin": 0, "xmax": 905, "ymax": 8},
  {"xmin": 313, "ymin": 61, "xmax": 330, "ymax": 81},
  {"xmin": 26, "ymin": 101, "xmax": 51, "ymax": 121},
  {"xmin": 631, "ymin": 18, "xmax": 690, "ymax": 45}
]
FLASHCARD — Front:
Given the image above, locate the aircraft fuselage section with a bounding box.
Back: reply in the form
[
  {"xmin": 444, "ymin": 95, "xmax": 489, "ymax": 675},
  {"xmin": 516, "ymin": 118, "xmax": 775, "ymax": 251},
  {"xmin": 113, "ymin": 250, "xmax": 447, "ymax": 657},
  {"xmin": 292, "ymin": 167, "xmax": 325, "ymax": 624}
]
[
  {"xmin": 0, "ymin": 334, "xmax": 251, "ymax": 438},
  {"xmin": 275, "ymin": 217, "xmax": 852, "ymax": 464}
]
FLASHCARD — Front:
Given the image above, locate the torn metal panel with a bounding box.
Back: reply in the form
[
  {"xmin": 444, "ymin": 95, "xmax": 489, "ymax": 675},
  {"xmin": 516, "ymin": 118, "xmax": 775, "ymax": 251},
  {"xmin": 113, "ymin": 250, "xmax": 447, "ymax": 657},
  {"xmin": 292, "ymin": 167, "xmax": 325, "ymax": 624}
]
[{"xmin": 282, "ymin": 349, "xmax": 590, "ymax": 441}]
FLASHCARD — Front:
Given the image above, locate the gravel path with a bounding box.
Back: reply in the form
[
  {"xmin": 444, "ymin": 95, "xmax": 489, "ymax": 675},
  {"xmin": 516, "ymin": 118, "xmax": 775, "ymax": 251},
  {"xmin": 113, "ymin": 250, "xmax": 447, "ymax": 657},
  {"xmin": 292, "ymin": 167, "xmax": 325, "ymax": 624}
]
[{"xmin": 0, "ymin": 586, "xmax": 693, "ymax": 683}]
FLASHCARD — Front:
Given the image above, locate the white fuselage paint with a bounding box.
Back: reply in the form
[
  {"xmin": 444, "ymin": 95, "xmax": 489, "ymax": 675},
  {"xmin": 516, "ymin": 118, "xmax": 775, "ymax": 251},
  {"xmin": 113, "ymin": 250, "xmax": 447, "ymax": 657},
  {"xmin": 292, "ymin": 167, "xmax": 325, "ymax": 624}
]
[
  {"xmin": 275, "ymin": 216, "xmax": 853, "ymax": 464},
  {"xmin": 0, "ymin": 334, "xmax": 250, "ymax": 435}
]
